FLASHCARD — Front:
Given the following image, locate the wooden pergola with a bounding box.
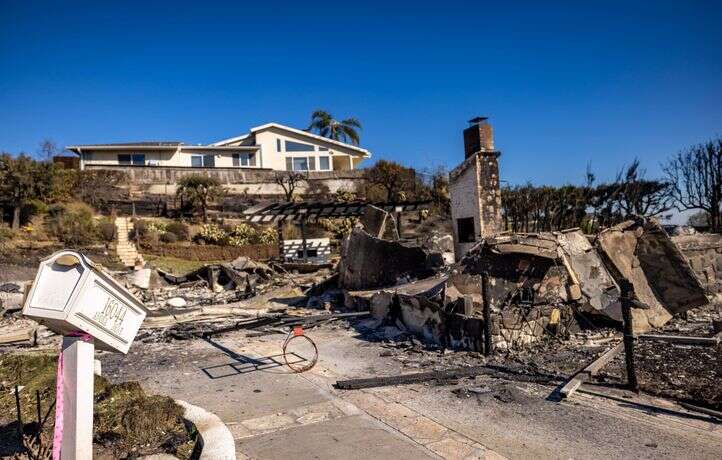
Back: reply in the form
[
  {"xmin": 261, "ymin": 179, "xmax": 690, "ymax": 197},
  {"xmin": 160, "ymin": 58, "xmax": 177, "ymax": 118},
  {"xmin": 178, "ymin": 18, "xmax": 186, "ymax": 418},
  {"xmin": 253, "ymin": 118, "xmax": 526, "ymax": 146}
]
[{"xmin": 241, "ymin": 200, "xmax": 430, "ymax": 262}]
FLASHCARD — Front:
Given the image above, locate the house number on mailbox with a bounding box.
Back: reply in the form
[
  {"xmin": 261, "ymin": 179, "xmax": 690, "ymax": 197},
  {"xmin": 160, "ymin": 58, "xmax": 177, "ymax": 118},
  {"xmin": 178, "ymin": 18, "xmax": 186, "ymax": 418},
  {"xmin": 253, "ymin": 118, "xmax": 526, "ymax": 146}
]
[{"xmin": 92, "ymin": 297, "xmax": 127, "ymax": 335}]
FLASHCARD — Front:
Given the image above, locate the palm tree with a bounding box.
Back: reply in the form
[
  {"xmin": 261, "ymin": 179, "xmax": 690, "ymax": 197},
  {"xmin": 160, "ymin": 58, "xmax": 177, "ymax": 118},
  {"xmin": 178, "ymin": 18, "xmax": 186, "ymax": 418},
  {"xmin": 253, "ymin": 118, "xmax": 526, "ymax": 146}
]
[{"xmin": 306, "ymin": 110, "xmax": 362, "ymax": 145}]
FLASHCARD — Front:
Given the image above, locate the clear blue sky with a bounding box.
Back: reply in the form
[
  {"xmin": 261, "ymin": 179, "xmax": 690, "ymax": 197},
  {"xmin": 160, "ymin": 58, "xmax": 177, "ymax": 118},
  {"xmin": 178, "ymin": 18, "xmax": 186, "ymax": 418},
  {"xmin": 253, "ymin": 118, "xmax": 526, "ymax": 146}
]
[{"xmin": 1, "ymin": 1, "xmax": 721, "ymax": 187}]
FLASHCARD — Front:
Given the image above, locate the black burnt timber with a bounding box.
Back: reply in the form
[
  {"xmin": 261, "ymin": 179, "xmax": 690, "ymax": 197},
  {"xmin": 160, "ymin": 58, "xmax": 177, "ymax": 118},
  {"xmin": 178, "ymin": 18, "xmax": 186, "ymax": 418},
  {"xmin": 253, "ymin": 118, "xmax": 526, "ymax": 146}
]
[
  {"xmin": 334, "ymin": 364, "xmax": 564, "ymax": 390},
  {"xmin": 197, "ymin": 311, "xmax": 371, "ymax": 338},
  {"xmin": 559, "ymin": 342, "xmax": 623, "ymax": 398},
  {"xmin": 334, "ymin": 367, "xmax": 490, "ymax": 390},
  {"xmin": 619, "ymin": 279, "xmax": 640, "ymax": 392},
  {"xmin": 481, "ymin": 272, "xmax": 493, "ymax": 356},
  {"xmin": 637, "ymin": 334, "xmax": 720, "ymax": 346},
  {"xmin": 678, "ymin": 402, "xmax": 722, "ymax": 420}
]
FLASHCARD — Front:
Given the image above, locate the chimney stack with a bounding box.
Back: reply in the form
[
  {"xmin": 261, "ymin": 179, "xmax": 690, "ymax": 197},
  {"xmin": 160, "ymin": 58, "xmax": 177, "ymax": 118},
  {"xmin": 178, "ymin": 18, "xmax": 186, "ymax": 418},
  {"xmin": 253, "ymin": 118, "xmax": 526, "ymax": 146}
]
[
  {"xmin": 448, "ymin": 116, "xmax": 503, "ymax": 260},
  {"xmin": 463, "ymin": 116, "xmax": 494, "ymax": 158}
]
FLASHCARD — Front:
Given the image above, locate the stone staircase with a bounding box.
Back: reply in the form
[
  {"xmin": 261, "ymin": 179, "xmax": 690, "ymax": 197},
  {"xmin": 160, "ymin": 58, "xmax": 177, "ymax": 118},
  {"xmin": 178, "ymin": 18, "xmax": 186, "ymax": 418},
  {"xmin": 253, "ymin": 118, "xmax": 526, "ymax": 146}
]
[{"xmin": 115, "ymin": 217, "xmax": 144, "ymax": 268}]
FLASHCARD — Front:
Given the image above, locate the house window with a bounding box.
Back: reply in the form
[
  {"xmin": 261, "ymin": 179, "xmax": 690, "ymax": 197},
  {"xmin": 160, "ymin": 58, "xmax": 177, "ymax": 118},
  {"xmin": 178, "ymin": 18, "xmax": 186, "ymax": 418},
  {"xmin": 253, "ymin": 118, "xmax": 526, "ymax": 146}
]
[
  {"xmin": 191, "ymin": 154, "xmax": 215, "ymax": 167},
  {"xmin": 277, "ymin": 139, "xmax": 281, "ymax": 152},
  {"xmin": 457, "ymin": 217, "xmax": 476, "ymax": 243},
  {"xmin": 292, "ymin": 157, "xmax": 309, "ymax": 171},
  {"xmin": 319, "ymin": 156, "xmax": 330, "ymax": 170},
  {"xmin": 285, "ymin": 140, "xmax": 315, "ymax": 152},
  {"xmin": 118, "ymin": 154, "xmax": 145, "ymax": 165},
  {"xmin": 232, "ymin": 153, "xmax": 256, "ymax": 167}
]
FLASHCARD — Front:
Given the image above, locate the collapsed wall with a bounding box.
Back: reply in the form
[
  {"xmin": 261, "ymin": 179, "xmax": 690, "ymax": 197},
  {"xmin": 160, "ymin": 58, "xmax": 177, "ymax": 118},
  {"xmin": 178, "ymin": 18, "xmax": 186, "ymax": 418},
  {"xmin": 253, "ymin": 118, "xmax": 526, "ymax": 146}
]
[
  {"xmin": 338, "ymin": 227, "xmax": 442, "ymax": 291},
  {"xmin": 596, "ymin": 219, "xmax": 709, "ymax": 330},
  {"xmin": 672, "ymin": 233, "xmax": 722, "ymax": 299}
]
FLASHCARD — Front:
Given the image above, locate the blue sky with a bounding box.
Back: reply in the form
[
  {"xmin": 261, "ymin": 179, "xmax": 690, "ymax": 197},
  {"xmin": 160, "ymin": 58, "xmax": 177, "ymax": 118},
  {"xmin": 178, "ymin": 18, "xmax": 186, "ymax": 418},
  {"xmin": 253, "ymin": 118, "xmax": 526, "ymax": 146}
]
[{"xmin": 1, "ymin": 1, "xmax": 721, "ymax": 187}]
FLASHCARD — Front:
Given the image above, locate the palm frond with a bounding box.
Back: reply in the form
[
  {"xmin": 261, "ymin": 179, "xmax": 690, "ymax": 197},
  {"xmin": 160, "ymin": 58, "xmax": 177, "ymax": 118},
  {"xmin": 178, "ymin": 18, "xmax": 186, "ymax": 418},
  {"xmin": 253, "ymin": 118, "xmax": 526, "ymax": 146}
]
[
  {"xmin": 341, "ymin": 118, "xmax": 362, "ymax": 129},
  {"xmin": 307, "ymin": 110, "xmax": 334, "ymax": 134},
  {"xmin": 340, "ymin": 125, "xmax": 360, "ymax": 145}
]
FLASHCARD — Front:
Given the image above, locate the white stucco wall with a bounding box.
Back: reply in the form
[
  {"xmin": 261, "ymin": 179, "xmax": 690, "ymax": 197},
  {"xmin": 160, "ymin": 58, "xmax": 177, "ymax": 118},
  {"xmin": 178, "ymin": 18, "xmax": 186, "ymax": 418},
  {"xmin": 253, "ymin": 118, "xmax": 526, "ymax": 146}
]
[
  {"xmin": 80, "ymin": 149, "xmax": 175, "ymax": 166},
  {"xmin": 449, "ymin": 157, "xmax": 481, "ymax": 261},
  {"xmin": 79, "ymin": 148, "xmax": 260, "ymax": 169},
  {"xmin": 230, "ymin": 127, "xmax": 366, "ymax": 172}
]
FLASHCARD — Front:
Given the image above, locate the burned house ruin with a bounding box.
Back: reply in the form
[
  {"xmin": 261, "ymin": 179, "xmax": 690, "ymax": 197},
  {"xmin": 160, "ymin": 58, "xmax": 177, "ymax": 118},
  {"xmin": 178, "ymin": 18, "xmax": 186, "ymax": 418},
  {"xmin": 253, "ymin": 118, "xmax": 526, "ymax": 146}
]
[{"xmin": 343, "ymin": 117, "xmax": 710, "ymax": 352}]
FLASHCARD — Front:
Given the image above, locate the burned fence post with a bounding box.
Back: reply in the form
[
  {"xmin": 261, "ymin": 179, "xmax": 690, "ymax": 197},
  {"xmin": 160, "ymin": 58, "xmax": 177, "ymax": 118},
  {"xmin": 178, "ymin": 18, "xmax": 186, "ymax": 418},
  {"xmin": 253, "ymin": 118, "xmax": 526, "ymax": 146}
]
[
  {"xmin": 481, "ymin": 271, "xmax": 493, "ymax": 356},
  {"xmin": 35, "ymin": 390, "xmax": 42, "ymax": 441},
  {"xmin": 276, "ymin": 220, "xmax": 284, "ymax": 260},
  {"xmin": 300, "ymin": 218, "xmax": 308, "ymax": 262},
  {"xmin": 15, "ymin": 385, "xmax": 23, "ymax": 438},
  {"xmin": 619, "ymin": 279, "xmax": 639, "ymax": 392}
]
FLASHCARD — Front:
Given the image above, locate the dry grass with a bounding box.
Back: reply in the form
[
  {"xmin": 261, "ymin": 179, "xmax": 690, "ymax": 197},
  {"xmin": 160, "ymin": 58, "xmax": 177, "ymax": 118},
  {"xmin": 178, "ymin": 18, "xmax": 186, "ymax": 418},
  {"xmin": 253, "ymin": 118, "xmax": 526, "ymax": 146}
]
[
  {"xmin": 144, "ymin": 254, "xmax": 225, "ymax": 274},
  {"xmin": 0, "ymin": 353, "xmax": 195, "ymax": 459}
]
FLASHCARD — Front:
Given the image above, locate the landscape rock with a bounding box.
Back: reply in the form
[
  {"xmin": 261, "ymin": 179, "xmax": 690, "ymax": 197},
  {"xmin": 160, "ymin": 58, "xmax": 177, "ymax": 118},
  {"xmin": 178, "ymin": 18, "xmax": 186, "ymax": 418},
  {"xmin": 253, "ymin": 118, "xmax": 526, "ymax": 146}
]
[
  {"xmin": 128, "ymin": 268, "xmax": 152, "ymax": 290},
  {"xmin": 167, "ymin": 297, "xmax": 187, "ymax": 308}
]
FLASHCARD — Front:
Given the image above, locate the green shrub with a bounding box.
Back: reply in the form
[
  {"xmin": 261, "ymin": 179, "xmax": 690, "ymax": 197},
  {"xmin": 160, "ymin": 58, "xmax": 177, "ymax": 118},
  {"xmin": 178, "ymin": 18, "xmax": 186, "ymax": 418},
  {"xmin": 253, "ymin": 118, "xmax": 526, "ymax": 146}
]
[
  {"xmin": 258, "ymin": 227, "xmax": 278, "ymax": 245},
  {"xmin": 49, "ymin": 202, "xmax": 97, "ymax": 246},
  {"xmin": 98, "ymin": 220, "xmax": 117, "ymax": 242},
  {"xmin": 146, "ymin": 221, "xmax": 168, "ymax": 234},
  {"xmin": 18, "ymin": 199, "xmax": 50, "ymax": 227},
  {"xmin": 227, "ymin": 223, "xmax": 257, "ymax": 246},
  {"xmin": 143, "ymin": 230, "xmax": 160, "ymax": 247},
  {"xmin": 320, "ymin": 217, "xmax": 357, "ymax": 239},
  {"xmin": 165, "ymin": 222, "xmax": 189, "ymax": 241},
  {"xmin": 0, "ymin": 227, "xmax": 14, "ymax": 242},
  {"xmin": 160, "ymin": 232, "xmax": 178, "ymax": 244},
  {"xmin": 130, "ymin": 219, "xmax": 147, "ymax": 239},
  {"xmin": 193, "ymin": 223, "xmax": 227, "ymax": 245},
  {"xmin": 130, "ymin": 219, "xmax": 167, "ymax": 238}
]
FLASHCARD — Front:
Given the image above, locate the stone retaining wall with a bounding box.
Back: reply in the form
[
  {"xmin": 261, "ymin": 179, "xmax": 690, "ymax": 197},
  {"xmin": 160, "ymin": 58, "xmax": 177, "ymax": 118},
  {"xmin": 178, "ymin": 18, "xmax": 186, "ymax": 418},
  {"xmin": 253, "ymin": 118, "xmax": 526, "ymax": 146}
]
[
  {"xmin": 672, "ymin": 233, "xmax": 722, "ymax": 296},
  {"xmin": 87, "ymin": 165, "xmax": 366, "ymax": 196}
]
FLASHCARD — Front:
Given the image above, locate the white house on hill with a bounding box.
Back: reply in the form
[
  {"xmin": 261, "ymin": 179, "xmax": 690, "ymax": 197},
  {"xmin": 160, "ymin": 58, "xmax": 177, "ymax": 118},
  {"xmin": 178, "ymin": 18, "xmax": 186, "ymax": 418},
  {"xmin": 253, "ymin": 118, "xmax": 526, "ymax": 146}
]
[{"xmin": 66, "ymin": 122, "xmax": 371, "ymax": 172}]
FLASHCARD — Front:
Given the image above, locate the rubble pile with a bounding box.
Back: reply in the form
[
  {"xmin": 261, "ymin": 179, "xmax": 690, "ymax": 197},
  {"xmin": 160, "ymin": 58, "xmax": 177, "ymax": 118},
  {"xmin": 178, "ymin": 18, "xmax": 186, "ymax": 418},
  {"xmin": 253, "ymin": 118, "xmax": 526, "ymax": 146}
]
[
  {"xmin": 135, "ymin": 256, "xmax": 278, "ymax": 310},
  {"xmin": 343, "ymin": 218, "xmax": 710, "ymax": 352}
]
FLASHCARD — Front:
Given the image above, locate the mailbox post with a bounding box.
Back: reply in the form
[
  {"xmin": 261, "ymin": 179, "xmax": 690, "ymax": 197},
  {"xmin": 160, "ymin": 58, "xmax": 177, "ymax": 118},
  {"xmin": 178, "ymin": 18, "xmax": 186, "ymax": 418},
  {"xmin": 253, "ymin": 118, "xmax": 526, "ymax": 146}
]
[
  {"xmin": 23, "ymin": 250, "xmax": 147, "ymax": 460},
  {"xmin": 59, "ymin": 336, "xmax": 95, "ymax": 459}
]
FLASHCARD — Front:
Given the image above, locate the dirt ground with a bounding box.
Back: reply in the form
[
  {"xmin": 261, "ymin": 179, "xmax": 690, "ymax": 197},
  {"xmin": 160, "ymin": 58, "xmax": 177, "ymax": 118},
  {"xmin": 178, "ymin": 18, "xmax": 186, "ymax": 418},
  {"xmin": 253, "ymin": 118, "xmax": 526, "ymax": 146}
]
[{"xmin": 99, "ymin": 315, "xmax": 722, "ymax": 460}]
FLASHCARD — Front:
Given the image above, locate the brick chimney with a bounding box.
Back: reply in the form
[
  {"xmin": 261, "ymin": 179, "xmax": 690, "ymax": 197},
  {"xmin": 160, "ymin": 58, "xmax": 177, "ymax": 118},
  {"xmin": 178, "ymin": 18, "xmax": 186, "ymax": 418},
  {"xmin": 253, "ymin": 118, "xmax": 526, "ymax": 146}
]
[{"xmin": 463, "ymin": 116, "xmax": 494, "ymax": 158}]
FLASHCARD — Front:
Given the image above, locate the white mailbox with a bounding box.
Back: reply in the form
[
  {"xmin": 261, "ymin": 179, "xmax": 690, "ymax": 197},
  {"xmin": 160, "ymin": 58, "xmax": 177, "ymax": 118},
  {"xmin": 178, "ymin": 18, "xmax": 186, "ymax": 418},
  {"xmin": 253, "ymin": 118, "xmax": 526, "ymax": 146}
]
[{"xmin": 23, "ymin": 250, "xmax": 147, "ymax": 353}]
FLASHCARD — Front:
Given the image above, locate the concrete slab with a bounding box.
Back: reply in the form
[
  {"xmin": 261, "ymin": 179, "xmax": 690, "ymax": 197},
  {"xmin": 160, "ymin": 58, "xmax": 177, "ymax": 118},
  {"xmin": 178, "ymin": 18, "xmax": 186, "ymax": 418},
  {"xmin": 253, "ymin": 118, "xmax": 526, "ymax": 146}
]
[
  {"xmin": 236, "ymin": 415, "xmax": 438, "ymax": 460},
  {"xmin": 104, "ymin": 338, "xmax": 327, "ymax": 423}
]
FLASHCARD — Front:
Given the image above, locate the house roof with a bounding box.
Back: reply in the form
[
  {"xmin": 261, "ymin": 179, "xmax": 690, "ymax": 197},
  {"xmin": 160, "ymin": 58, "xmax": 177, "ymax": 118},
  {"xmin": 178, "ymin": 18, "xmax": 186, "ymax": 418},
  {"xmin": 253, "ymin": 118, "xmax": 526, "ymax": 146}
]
[
  {"xmin": 66, "ymin": 142, "xmax": 183, "ymax": 153},
  {"xmin": 65, "ymin": 142, "xmax": 260, "ymax": 154},
  {"xmin": 211, "ymin": 122, "xmax": 371, "ymax": 157},
  {"xmin": 69, "ymin": 141, "xmax": 182, "ymax": 148}
]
